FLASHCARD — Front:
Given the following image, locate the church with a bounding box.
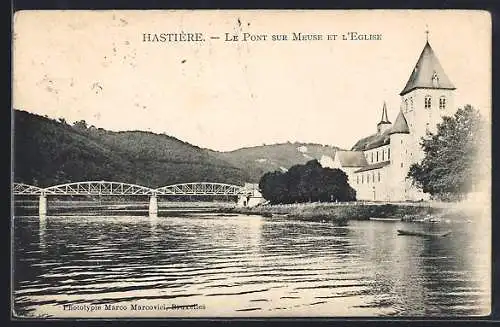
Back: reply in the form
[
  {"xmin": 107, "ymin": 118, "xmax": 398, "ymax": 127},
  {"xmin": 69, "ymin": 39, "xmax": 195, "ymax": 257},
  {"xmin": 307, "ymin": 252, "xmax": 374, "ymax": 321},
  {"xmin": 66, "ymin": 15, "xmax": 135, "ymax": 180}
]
[{"xmin": 321, "ymin": 35, "xmax": 456, "ymax": 202}]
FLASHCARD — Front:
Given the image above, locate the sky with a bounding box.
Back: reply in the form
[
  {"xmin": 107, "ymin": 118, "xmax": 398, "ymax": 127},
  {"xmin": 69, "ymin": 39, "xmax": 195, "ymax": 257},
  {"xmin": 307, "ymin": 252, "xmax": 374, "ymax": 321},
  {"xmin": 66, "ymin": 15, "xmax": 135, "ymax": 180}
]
[{"xmin": 13, "ymin": 10, "xmax": 491, "ymax": 151}]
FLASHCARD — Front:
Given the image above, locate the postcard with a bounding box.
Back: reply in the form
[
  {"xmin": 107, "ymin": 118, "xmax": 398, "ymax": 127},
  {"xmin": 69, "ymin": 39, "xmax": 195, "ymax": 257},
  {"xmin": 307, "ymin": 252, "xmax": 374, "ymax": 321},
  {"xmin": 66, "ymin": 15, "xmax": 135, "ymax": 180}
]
[{"xmin": 11, "ymin": 10, "xmax": 491, "ymax": 318}]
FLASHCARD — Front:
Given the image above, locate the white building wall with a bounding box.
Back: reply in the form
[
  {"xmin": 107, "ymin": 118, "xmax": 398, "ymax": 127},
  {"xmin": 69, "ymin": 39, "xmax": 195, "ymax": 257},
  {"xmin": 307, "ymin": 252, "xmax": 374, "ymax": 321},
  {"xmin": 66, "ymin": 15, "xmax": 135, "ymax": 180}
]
[
  {"xmin": 402, "ymin": 88, "xmax": 456, "ymax": 164},
  {"xmin": 343, "ymin": 167, "xmax": 360, "ymax": 189},
  {"xmin": 388, "ymin": 133, "xmax": 409, "ymax": 201},
  {"xmin": 352, "ymin": 166, "xmax": 390, "ymax": 201},
  {"xmin": 363, "ymin": 145, "xmax": 391, "ymax": 165}
]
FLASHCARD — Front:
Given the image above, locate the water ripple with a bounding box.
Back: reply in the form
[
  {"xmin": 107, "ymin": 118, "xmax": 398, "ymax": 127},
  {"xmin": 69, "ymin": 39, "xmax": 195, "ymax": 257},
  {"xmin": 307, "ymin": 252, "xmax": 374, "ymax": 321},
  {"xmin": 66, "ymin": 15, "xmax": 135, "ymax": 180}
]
[{"xmin": 13, "ymin": 215, "xmax": 490, "ymax": 317}]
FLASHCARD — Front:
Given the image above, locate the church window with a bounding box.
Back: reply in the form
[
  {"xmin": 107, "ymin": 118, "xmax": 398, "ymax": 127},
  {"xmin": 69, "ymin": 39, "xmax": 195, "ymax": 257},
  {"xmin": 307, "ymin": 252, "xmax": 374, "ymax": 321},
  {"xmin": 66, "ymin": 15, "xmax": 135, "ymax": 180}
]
[
  {"xmin": 401, "ymin": 162, "xmax": 403, "ymax": 168},
  {"xmin": 439, "ymin": 96, "xmax": 446, "ymax": 110},
  {"xmin": 372, "ymin": 172, "xmax": 375, "ymax": 183},
  {"xmin": 425, "ymin": 95, "xmax": 432, "ymax": 109},
  {"xmin": 378, "ymin": 171, "xmax": 381, "ymax": 182},
  {"xmin": 362, "ymin": 174, "xmax": 364, "ymax": 184},
  {"xmin": 432, "ymin": 72, "xmax": 439, "ymax": 87},
  {"xmin": 371, "ymin": 152, "xmax": 373, "ymax": 163},
  {"xmin": 388, "ymin": 148, "xmax": 391, "ymax": 159},
  {"xmin": 382, "ymin": 150, "xmax": 385, "ymax": 161},
  {"xmin": 357, "ymin": 175, "xmax": 359, "ymax": 184},
  {"xmin": 367, "ymin": 174, "xmax": 370, "ymax": 183},
  {"xmin": 376, "ymin": 151, "xmax": 379, "ymax": 162}
]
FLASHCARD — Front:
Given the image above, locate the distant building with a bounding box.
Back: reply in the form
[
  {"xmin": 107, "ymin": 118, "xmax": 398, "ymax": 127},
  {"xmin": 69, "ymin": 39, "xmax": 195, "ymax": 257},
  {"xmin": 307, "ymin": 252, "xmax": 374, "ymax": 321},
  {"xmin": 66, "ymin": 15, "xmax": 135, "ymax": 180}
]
[
  {"xmin": 323, "ymin": 36, "xmax": 456, "ymax": 201},
  {"xmin": 237, "ymin": 183, "xmax": 265, "ymax": 207}
]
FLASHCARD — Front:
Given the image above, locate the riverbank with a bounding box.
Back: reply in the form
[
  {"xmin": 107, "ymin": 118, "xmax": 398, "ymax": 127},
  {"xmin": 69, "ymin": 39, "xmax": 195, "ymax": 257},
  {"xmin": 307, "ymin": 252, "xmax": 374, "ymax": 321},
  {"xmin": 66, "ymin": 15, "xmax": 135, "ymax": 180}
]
[{"xmin": 231, "ymin": 202, "xmax": 448, "ymax": 223}]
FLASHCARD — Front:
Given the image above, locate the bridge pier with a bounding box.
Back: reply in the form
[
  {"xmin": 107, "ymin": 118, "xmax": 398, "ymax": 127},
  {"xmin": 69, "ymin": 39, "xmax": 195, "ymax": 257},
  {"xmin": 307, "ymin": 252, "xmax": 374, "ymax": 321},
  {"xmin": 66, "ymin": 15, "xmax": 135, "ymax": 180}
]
[
  {"xmin": 149, "ymin": 194, "xmax": 158, "ymax": 217},
  {"xmin": 39, "ymin": 193, "xmax": 47, "ymax": 218}
]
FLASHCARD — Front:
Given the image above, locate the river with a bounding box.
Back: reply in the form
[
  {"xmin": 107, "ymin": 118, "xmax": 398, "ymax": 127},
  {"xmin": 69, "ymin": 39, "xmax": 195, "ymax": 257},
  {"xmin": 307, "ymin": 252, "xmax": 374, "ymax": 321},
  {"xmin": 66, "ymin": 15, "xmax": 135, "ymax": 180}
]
[{"xmin": 13, "ymin": 213, "xmax": 490, "ymax": 318}]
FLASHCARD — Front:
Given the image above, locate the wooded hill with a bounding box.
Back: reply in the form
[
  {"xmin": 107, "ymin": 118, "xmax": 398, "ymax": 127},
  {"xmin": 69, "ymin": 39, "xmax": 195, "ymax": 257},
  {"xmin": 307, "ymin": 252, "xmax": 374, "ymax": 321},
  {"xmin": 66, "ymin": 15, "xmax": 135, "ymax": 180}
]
[{"xmin": 13, "ymin": 109, "xmax": 341, "ymax": 187}]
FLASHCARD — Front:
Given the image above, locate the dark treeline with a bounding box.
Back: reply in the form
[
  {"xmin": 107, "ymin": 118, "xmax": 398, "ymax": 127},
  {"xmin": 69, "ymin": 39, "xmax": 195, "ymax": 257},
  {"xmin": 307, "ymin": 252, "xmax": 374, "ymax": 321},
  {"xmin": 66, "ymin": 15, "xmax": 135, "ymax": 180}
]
[
  {"xmin": 14, "ymin": 109, "xmax": 249, "ymax": 188},
  {"xmin": 258, "ymin": 160, "xmax": 356, "ymax": 204}
]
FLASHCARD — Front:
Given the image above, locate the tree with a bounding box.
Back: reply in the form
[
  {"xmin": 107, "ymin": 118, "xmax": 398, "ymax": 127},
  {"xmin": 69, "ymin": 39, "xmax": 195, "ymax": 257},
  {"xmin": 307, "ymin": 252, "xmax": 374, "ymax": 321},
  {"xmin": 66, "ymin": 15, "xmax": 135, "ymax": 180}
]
[
  {"xmin": 408, "ymin": 105, "xmax": 486, "ymax": 200},
  {"xmin": 259, "ymin": 170, "xmax": 289, "ymax": 204},
  {"xmin": 73, "ymin": 120, "xmax": 88, "ymax": 129},
  {"xmin": 258, "ymin": 159, "xmax": 356, "ymax": 204}
]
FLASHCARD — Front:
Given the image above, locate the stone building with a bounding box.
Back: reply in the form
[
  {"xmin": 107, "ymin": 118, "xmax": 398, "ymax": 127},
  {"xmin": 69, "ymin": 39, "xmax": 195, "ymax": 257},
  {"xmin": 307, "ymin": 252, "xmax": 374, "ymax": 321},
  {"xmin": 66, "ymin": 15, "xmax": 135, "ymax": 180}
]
[{"xmin": 322, "ymin": 37, "xmax": 456, "ymax": 201}]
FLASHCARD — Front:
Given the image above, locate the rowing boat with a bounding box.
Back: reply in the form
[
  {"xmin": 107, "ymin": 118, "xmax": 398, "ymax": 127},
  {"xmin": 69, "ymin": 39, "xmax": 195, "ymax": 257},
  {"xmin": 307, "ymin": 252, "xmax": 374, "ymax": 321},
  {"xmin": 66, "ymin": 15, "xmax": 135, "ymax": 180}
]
[
  {"xmin": 397, "ymin": 229, "xmax": 451, "ymax": 237},
  {"xmin": 369, "ymin": 217, "xmax": 400, "ymax": 222}
]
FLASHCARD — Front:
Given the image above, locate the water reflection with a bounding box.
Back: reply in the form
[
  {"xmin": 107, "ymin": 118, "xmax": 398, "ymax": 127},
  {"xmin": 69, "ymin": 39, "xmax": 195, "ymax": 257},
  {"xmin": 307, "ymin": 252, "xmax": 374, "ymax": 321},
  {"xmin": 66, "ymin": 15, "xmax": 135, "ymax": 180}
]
[
  {"xmin": 38, "ymin": 217, "xmax": 47, "ymax": 252},
  {"xmin": 13, "ymin": 214, "xmax": 490, "ymax": 318},
  {"xmin": 148, "ymin": 216, "xmax": 159, "ymax": 241}
]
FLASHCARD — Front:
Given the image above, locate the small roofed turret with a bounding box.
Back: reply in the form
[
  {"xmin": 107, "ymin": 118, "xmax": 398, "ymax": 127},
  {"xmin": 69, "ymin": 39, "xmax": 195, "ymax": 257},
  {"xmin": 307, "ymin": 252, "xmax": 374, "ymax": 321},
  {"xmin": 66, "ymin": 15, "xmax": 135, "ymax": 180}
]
[
  {"xmin": 377, "ymin": 102, "xmax": 392, "ymax": 134},
  {"xmin": 389, "ymin": 110, "xmax": 410, "ymax": 134}
]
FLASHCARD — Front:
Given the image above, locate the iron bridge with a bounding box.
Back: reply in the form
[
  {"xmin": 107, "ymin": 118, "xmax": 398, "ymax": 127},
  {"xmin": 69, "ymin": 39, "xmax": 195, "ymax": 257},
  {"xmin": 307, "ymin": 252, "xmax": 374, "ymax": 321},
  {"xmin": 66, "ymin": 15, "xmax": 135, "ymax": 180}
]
[{"xmin": 12, "ymin": 181, "xmax": 254, "ymax": 197}]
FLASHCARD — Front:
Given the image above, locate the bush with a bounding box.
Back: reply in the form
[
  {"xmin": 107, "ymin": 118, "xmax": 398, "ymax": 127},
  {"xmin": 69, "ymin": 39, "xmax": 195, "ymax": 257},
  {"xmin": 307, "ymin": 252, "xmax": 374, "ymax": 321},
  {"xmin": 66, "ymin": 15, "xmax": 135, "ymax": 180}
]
[{"xmin": 258, "ymin": 160, "xmax": 356, "ymax": 204}]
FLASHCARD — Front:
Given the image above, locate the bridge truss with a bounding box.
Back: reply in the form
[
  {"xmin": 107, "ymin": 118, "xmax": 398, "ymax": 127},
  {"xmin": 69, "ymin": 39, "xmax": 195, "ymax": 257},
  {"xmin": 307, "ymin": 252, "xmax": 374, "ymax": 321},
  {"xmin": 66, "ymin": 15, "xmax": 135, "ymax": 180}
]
[
  {"xmin": 42, "ymin": 181, "xmax": 154, "ymax": 196},
  {"xmin": 12, "ymin": 181, "xmax": 252, "ymax": 197},
  {"xmin": 12, "ymin": 183, "xmax": 43, "ymax": 195},
  {"xmin": 155, "ymin": 182, "xmax": 250, "ymax": 196}
]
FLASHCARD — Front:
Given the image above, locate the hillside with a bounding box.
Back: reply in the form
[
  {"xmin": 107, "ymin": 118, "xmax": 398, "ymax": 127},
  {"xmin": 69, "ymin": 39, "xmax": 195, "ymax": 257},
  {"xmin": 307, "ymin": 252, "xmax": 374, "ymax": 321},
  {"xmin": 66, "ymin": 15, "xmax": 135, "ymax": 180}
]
[
  {"xmin": 13, "ymin": 109, "xmax": 342, "ymax": 187},
  {"xmin": 220, "ymin": 142, "xmax": 342, "ymax": 182},
  {"xmin": 13, "ymin": 110, "xmax": 249, "ymax": 187}
]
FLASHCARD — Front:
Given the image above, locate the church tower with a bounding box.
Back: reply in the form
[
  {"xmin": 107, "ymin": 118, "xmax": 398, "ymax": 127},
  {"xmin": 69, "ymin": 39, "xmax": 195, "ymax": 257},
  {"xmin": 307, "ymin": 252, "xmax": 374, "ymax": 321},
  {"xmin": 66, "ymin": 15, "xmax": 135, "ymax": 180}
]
[
  {"xmin": 399, "ymin": 30, "xmax": 456, "ymax": 163},
  {"xmin": 377, "ymin": 102, "xmax": 392, "ymax": 134}
]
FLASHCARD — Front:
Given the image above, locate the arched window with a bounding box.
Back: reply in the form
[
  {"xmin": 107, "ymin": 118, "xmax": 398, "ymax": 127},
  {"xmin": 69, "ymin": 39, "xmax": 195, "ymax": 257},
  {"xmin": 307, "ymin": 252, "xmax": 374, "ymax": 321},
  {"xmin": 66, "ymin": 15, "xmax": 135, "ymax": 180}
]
[
  {"xmin": 371, "ymin": 152, "xmax": 373, "ymax": 163},
  {"xmin": 432, "ymin": 72, "xmax": 439, "ymax": 87},
  {"xmin": 425, "ymin": 95, "xmax": 432, "ymax": 109},
  {"xmin": 376, "ymin": 151, "xmax": 379, "ymax": 162},
  {"xmin": 439, "ymin": 96, "xmax": 446, "ymax": 110},
  {"xmin": 372, "ymin": 172, "xmax": 375, "ymax": 183},
  {"xmin": 388, "ymin": 148, "xmax": 391, "ymax": 159}
]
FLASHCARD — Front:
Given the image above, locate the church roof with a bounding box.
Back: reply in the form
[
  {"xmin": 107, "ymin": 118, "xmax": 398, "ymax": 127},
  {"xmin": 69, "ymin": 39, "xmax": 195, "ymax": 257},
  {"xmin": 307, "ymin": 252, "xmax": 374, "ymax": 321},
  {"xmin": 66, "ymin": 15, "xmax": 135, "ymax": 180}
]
[
  {"xmin": 389, "ymin": 110, "xmax": 410, "ymax": 134},
  {"xmin": 400, "ymin": 41, "xmax": 455, "ymax": 96},
  {"xmin": 354, "ymin": 160, "xmax": 391, "ymax": 173},
  {"xmin": 334, "ymin": 150, "xmax": 368, "ymax": 167},
  {"xmin": 351, "ymin": 129, "xmax": 391, "ymax": 151}
]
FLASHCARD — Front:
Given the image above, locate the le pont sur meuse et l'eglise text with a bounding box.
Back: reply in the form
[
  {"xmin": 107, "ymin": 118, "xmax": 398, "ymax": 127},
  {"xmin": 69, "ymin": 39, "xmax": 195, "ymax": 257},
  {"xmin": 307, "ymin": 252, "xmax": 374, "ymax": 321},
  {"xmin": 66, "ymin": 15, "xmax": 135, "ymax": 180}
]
[{"xmin": 141, "ymin": 31, "xmax": 382, "ymax": 42}]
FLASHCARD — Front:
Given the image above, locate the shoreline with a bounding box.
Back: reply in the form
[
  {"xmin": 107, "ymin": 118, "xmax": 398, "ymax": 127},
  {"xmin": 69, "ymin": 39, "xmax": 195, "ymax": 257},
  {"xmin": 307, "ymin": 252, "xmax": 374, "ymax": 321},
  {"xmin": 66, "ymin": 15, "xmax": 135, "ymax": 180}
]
[
  {"xmin": 230, "ymin": 202, "xmax": 451, "ymax": 223},
  {"xmin": 13, "ymin": 200, "xmax": 484, "ymax": 224}
]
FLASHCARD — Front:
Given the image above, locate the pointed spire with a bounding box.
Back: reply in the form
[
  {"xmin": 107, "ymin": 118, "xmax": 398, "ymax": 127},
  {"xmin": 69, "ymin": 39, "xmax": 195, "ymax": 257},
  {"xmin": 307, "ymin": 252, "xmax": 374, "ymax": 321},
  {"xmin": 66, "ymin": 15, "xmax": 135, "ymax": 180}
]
[
  {"xmin": 400, "ymin": 36, "xmax": 455, "ymax": 96},
  {"xmin": 379, "ymin": 101, "xmax": 390, "ymax": 124},
  {"xmin": 389, "ymin": 110, "xmax": 410, "ymax": 135},
  {"xmin": 377, "ymin": 102, "xmax": 392, "ymax": 133}
]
